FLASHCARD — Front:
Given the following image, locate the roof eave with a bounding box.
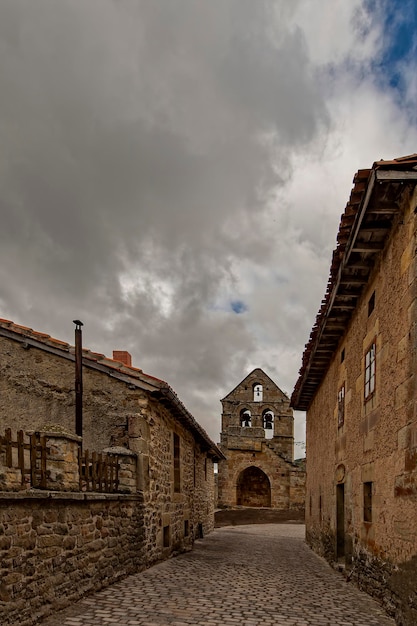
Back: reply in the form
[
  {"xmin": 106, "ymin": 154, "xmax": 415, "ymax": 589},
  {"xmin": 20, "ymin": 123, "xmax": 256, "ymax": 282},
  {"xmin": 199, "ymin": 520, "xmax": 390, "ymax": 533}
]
[{"xmin": 291, "ymin": 161, "xmax": 417, "ymax": 411}]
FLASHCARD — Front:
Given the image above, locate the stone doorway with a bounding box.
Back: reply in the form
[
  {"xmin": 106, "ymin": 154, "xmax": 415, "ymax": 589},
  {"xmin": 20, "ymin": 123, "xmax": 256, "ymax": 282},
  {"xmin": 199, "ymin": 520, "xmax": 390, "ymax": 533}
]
[{"xmin": 236, "ymin": 466, "xmax": 271, "ymax": 507}]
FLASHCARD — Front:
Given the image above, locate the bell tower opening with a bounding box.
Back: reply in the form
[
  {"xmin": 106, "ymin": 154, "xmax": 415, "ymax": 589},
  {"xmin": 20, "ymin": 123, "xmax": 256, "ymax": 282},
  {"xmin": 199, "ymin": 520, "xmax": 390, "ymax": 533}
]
[{"xmin": 262, "ymin": 409, "xmax": 274, "ymax": 439}]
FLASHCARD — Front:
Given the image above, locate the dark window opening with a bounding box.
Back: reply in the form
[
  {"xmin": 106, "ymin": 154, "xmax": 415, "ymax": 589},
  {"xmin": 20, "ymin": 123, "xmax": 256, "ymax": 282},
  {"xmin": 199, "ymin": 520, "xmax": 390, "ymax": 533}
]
[
  {"xmin": 173, "ymin": 433, "xmax": 180, "ymax": 493},
  {"xmin": 163, "ymin": 525, "xmax": 170, "ymax": 547},
  {"xmin": 184, "ymin": 520, "xmax": 189, "ymax": 537},
  {"xmin": 368, "ymin": 291, "xmax": 375, "ymax": 316},
  {"xmin": 341, "ymin": 348, "xmax": 345, "ymax": 363},
  {"xmin": 364, "ymin": 482, "xmax": 372, "ymax": 522}
]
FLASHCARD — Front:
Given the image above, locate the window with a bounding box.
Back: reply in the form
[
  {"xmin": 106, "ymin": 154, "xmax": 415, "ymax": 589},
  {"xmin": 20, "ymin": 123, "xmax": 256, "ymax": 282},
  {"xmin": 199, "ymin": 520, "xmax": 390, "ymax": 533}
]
[
  {"xmin": 338, "ymin": 385, "xmax": 345, "ymax": 428},
  {"xmin": 173, "ymin": 433, "xmax": 180, "ymax": 493},
  {"xmin": 364, "ymin": 482, "xmax": 372, "ymax": 522},
  {"xmin": 253, "ymin": 384, "xmax": 263, "ymax": 402},
  {"xmin": 364, "ymin": 343, "xmax": 376, "ymax": 400},
  {"xmin": 184, "ymin": 520, "xmax": 189, "ymax": 537},
  {"xmin": 368, "ymin": 291, "xmax": 375, "ymax": 317},
  {"xmin": 341, "ymin": 348, "xmax": 345, "ymax": 363},
  {"xmin": 163, "ymin": 525, "xmax": 170, "ymax": 547}
]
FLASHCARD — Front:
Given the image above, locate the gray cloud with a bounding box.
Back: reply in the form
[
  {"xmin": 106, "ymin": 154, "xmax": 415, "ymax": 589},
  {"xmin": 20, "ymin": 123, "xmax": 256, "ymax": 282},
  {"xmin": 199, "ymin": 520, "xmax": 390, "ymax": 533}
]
[{"xmin": 4, "ymin": 0, "xmax": 406, "ymax": 449}]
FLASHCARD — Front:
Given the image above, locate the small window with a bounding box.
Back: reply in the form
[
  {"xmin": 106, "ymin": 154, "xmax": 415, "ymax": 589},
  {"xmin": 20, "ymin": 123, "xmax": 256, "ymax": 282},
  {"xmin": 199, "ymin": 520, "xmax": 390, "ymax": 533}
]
[
  {"xmin": 253, "ymin": 384, "xmax": 263, "ymax": 402},
  {"xmin": 341, "ymin": 348, "xmax": 345, "ymax": 363},
  {"xmin": 364, "ymin": 482, "xmax": 372, "ymax": 522},
  {"xmin": 368, "ymin": 291, "xmax": 375, "ymax": 317},
  {"xmin": 173, "ymin": 433, "xmax": 180, "ymax": 493},
  {"xmin": 364, "ymin": 343, "xmax": 376, "ymax": 400},
  {"xmin": 163, "ymin": 525, "xmax": 170, "ymax": 547},
  {"xmin": 338, "ymin": 385, "xmax": 345, "ymax": 428},
  {"xmin": 184, "ymin": 520, "xmax": 189, "ymax": 537}
]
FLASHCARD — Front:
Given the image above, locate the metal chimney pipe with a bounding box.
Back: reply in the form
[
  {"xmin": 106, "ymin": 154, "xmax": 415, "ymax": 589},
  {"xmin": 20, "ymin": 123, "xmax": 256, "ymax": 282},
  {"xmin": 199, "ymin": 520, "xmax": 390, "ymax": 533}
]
[{"xmin": 73, "ymin": 320, "xmax": 84, "ymax": 437}]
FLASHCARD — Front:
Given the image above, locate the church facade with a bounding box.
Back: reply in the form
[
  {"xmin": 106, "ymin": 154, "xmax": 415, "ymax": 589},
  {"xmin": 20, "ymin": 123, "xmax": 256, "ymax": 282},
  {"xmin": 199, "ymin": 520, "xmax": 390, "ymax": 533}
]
[{"xmin": 217, "ymin": 368, "xmax": 305, "ymax": 510}]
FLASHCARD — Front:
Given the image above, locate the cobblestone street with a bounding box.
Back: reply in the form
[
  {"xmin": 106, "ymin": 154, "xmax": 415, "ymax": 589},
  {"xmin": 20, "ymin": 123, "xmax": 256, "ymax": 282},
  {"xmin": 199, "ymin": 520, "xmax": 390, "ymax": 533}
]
[{"xmin": 40, "ymin": 524, "xmax": 395, "ymax": 626}]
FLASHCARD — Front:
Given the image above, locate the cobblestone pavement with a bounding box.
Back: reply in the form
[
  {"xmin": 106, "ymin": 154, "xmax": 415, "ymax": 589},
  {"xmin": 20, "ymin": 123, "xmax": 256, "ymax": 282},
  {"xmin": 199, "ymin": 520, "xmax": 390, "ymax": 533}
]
[{"xmin": 41, "ymin": 524, "xmax": 395, "ymax": 626}]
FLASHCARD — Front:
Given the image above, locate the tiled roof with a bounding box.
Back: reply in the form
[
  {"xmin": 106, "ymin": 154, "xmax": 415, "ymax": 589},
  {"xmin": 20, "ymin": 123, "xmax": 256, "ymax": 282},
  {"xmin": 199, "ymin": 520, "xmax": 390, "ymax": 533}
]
[
  {"xmin": 291, "ymin": 155, "xmax": 417, "ymax": 411},
  {"xmin": 0, "ymin": 318, "xmax": 224, "ymax": 459}
]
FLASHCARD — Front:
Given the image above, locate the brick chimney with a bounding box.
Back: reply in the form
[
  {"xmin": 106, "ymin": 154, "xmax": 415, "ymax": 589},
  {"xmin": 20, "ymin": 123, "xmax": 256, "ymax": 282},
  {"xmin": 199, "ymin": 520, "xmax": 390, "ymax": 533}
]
[{"xmin": 113, "ymin": 351, "xmax": 132, "ymax": 367}]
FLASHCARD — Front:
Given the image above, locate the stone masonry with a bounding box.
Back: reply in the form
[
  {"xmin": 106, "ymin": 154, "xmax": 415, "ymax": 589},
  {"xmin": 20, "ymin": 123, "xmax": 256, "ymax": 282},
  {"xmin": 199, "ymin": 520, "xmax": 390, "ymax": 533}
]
[
  {"xmin": 217, "ymin": 369, "xmax": 305, "ymax": 510},
  {"xmin": 0, "ymin": 320, "xmax": 223, "ymax": 624},
  {"xmin": 291, "ymin": 156, "xmax": 417, "ymax": 626}
]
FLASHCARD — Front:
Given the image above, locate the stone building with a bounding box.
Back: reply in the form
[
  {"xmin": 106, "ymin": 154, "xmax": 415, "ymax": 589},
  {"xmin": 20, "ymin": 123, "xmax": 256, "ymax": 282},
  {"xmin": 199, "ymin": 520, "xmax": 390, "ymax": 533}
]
[
  {"xmin": 217, "ymin": 368, "xmax": 305, "ymax": 510},
  {"xmin": 0, "ymin": 318, "xmax": 223, "ymax": 563},
  {"xmin": 291, "ymin": 155, "xmax": 417, "ymax": 626}
]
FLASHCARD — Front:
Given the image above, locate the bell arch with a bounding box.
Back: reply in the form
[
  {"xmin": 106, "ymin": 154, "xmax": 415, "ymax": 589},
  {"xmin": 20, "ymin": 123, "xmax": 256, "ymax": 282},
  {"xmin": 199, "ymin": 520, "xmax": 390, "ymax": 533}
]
[
  {"xmin": 240, "ymin": 408, "xmax": 252, "ymax": 427},
  {"xmin": 262, "ymin": 409, "xmax": 274, "ymax": 439},
  {"xmin": 236, "ymin": 466, "xmax": 271, "ymax": 507}
]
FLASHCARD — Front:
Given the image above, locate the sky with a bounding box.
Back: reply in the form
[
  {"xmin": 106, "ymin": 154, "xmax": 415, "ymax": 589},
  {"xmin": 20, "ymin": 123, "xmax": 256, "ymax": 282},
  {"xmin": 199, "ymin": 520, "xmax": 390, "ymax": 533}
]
[{"xmin": 0, "ymin": 0, "xmax": 417, "ymax": 457}]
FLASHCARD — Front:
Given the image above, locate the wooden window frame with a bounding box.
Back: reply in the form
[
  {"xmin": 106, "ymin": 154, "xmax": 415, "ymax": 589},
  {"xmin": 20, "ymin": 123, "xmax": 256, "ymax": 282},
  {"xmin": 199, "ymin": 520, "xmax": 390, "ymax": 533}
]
[
  {"xmin": 364, "ymin": 342, "xmax": 376, "ymax": 401},
  {"xmin": 338, "ymin": 384, "xmax": 345, "ymax": 428}
]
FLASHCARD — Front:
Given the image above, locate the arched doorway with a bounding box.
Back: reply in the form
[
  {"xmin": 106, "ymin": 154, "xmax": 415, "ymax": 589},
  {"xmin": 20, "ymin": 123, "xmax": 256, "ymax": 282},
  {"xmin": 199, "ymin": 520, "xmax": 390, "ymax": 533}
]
[{"xmin": 236, "ymin": 466, "xmax": 271, "ymax": 507}]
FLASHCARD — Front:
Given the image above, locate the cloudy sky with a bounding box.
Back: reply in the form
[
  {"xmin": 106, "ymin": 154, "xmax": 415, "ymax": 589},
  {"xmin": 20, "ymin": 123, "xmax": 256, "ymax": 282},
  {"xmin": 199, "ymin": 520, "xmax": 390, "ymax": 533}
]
[{"xmin": 1, "ymin": 0, "xmax": 416, "ymax": 455}]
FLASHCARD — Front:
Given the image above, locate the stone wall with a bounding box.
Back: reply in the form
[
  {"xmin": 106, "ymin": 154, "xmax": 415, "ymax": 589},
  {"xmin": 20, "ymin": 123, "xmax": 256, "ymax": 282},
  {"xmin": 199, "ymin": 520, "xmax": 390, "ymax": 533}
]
[
  {"xmin": 0, "ymin": 333, "xmax": 218, "ymax": 558},
  {"xmin": 140, "ymin": 397, "xmax": 215, "ymax": 566},
  {"xmin": 218, "ymin": 369, "xmax": 305, "ymax": 511},
  {"xmin": 0, "ymin": 420, "xmax": 216, "ymax": 624},
  {"xmin": 217, "ymin": 442, "xmax": 305, "ymax": 509},
  {"xmin": 0, "ymin": 492, "xmax": 144, "ymax": 626},
  {"xmin": 305, "ymin": 187, "xmax": 417, "ymax": 625},
  {"xmin": 0, "ymin": 335, "xmax": 149, "ymax": 453}
]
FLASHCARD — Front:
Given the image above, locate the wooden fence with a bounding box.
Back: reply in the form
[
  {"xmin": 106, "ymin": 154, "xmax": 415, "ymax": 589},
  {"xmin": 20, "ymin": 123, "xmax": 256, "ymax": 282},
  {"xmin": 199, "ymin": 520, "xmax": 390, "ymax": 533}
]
[
  {"xmin": 78, "ymin": 449, "xmax": 120, "ymax": 493},
  {"xmin": 0, "ymin": 428, "xmax": 48, "ymax": 488},
  {"xmin": 0, "ymin": 428, "xmax": 120, "ymax": 493}
]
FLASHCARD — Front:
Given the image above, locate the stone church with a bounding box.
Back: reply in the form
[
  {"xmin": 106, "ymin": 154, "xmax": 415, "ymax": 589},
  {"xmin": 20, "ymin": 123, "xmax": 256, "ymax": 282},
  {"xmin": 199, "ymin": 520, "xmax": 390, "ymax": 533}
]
[{"xmin": 217, "ymin": 368, "xmax": 305, "ymax": 510}]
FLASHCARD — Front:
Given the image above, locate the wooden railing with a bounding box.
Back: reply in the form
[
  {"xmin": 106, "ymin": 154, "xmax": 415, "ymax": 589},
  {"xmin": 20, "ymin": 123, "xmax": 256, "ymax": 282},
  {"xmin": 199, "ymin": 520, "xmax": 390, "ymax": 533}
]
[
  {"xmin": 78, "ymin": 449, "xmax": 120, "ymax": 493},
  {"xmin": 0, "ymin": 428, "xmax": 122, "ymax": 493},
  {"xmin": 0, "ymin": 428, "xmax": 48, "ymax": 488}
]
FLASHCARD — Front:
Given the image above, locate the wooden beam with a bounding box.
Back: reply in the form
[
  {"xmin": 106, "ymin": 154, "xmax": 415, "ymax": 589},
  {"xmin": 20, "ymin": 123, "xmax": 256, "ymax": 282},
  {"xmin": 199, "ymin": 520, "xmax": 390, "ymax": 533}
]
[
  {"xmin": 351, "ymin": 241, "xmax": 384, "ymax": 252},
  {"xmin": 339, "ymin": 277, "xmax": 368, "ymax": 285},
  {"xmin": 375, "ymin": 170, "xmax": 417, "ymax": 182}
]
